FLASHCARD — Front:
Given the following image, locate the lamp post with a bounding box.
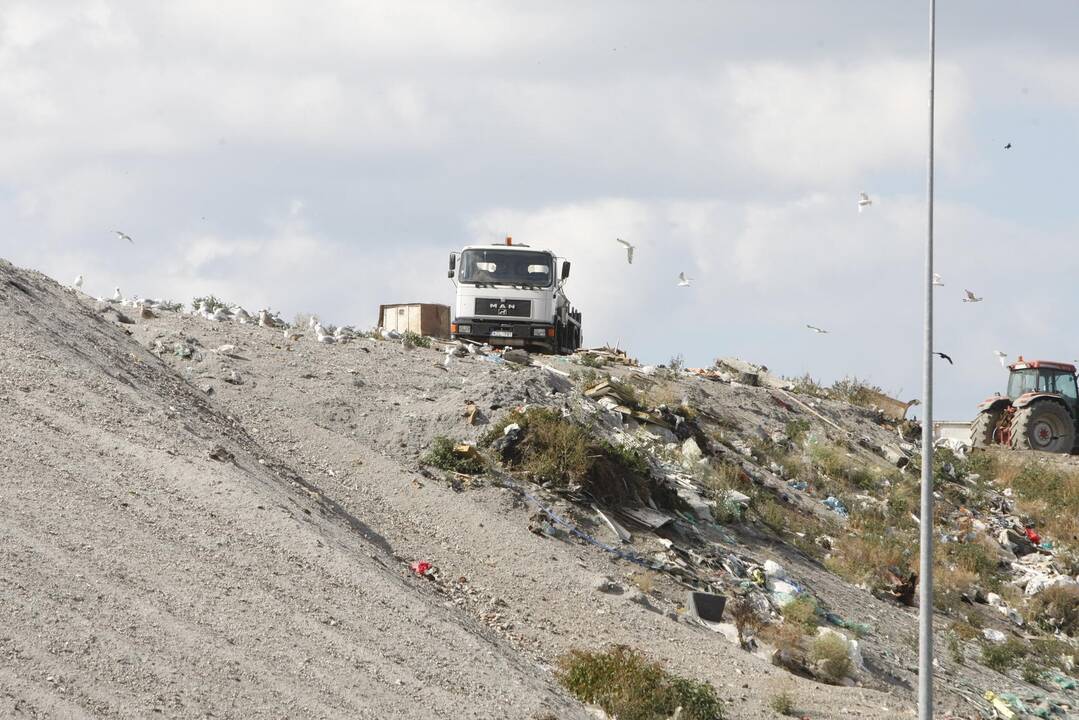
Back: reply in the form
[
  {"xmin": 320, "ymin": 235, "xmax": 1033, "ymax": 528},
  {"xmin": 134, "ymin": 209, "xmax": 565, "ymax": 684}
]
[{"xmin": 919, "ymin": 1, "xmax": 937, "ymax": 718}]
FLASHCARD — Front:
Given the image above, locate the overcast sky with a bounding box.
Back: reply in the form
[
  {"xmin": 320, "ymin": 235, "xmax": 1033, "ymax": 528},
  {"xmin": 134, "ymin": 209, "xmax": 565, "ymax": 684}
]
[{"xmin": 2, "ymin": 1, "xmax": 1078, "ymax": 419}]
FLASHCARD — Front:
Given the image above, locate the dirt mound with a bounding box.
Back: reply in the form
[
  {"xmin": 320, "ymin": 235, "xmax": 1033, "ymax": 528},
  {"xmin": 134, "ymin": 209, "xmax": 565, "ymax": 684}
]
[{"xmin": 0, "ymin": 260, "xmax": 587, "ymax": 719}]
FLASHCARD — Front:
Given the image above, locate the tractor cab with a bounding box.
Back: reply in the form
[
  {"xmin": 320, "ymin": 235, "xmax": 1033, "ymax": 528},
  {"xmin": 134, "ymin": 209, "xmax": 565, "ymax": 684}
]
[
  {"xmin": 1006, "ymin": 360, "xmax": 1079, "ymax": 406},
  {"xmin": 972, "ymin": 358, "xmax": 1079, "ymax": 454}
]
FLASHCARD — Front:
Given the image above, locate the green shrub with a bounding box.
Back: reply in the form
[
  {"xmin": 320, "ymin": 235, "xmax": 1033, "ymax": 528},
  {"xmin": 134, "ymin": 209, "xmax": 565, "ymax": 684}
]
[
  {"xmin": 403, "ymin": 330, "xmax": 431, "ymax": 348},
  {"xmin": 1027, "ymin": 585, "xmax": 1079, "ymax": 636},
  {"xmin": 421, "ymin": 436, "xmax": 485, "ymax": 474},
  {"xmin": 191, "ymin": 294, "xmax": 230, "ymax": 312},
  {"xmin": 1022, "ymin": 661, "xmax": 1046, "ymax": 685},
  {"xmin": 809, "ymin": 634, "xmax": 852, "ymax": 683},
  {"xmin": 780, "ymin": 596, "xmax": 819, "ymax": 633},
  {"xmin": 981, "ymin": 638, "xmax": 1028, "ymax": 673},
  {"xmin": 556, "ymin": 645, "xmax": 724, "ymax": 720},
  {"xmin": 785, "ymin": 419, "xmax": 811, "ymax": 446},
  {"xmin": 769, "ymin": 690, "xmax": 797, "ymax": 716}
]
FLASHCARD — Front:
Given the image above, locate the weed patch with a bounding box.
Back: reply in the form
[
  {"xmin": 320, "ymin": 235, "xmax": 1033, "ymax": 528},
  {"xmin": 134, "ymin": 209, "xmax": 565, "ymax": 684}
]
[
  {"xmin": 421, "ymin": 436, "xmax": 486, "ymax": 474},
  {"xmin": 808, "ymin": 634, "xmax": 852, "ymax": 683},
  {"xmin": 556, "ymin": 645, "xmax": 725, "ymax": 720}
]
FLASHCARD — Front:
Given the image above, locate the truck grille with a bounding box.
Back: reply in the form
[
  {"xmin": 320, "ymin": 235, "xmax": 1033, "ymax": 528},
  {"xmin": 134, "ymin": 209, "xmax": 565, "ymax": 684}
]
[{"xmin": 475, "ymin": 298, "xmax": 531, "ymax": 318}]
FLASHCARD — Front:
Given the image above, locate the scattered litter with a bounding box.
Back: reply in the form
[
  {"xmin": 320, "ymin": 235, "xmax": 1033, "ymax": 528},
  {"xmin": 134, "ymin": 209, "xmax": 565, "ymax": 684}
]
[
  {"xmin": 982, "ymin": 628, "xmax": 1007, "ymax": 644},
  {"xmin": 592, "ymin": 504, "xmax": 632, "ymax": 544},
  {"xmin": 686, "ymin": 591, "xmax": 727, "ymax": 623},
  {"xmin": 823, "ymin": 496, "xmax": 848, "ymax": 516},
  {"xmin": 410, "ymin": 560, "xmax": 433, "ymax": 577}
]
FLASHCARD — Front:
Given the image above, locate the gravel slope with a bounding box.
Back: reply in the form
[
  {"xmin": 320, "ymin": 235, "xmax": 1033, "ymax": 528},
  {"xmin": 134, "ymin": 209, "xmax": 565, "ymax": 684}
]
[{"xmin": 0, "ymin": 260, "xmax": 589, "ymax": 720}]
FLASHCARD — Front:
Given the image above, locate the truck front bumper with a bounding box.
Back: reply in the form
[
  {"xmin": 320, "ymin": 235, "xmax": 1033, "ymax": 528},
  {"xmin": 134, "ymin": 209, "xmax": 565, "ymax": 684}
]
[{"xmin": 451, "ymin": 319, "xmax": 555, "ymax": 346}]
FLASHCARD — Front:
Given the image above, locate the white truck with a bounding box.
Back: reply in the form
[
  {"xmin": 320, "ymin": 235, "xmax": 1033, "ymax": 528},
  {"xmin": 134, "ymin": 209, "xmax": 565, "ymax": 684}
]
[{"xmin": 447, "ymin": 237, "xmax": 582, "ymax": 354}]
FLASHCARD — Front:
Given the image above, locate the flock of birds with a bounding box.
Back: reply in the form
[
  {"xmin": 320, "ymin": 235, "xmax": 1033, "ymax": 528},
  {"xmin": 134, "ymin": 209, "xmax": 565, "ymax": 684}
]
[{"xmin": 613, "ymin": 191, "xmax": 1002, "ymax": 369}]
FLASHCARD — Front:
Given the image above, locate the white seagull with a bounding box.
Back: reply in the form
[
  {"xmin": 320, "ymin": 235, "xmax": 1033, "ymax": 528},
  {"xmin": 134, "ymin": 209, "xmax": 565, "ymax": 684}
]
[
  {"xmin": 677, "ymin": 272, "xmax": 692, "ymax": 287},
  {"xmin": 233, "ymin": 308, "xmax": 252, "ymax": 324},
  {"xmin": 258, "ymin": 309, "xmax": 272, "ymax": 327},
  {"xmin": 932, "ymin": 273, "xmax": 944, "ymax": 286},
  {"xmin": 114, "ymin": 230, "xmax": 133, "ymax": 243},
  {"xmin": 210, "ymin": 306, "xmax": 232, "ymax": 322},
  {"xmin": 615, "ymin": 238, "xmax": 635, "ymax": 264},
  {"xmin": 314, "ymin": 323, "xmax": 336, "ymax": 344},
  {"xmin": 994, "ymin": 350, "xmax": 1008, "ymax": 368},
  {"xmin": 806, "ymin": 324, "xmax": 829, "ymax": 334},
  {"xmin": 110, "ymin": 287, "xmax": 123, "ymax": 303},
  {"xmin": 857, "ymin": 192, "xmax": 873, "ymax": 212},
  {"xmin": 962, "ymin": 289, "xmax": 983, "ymax": 303}
]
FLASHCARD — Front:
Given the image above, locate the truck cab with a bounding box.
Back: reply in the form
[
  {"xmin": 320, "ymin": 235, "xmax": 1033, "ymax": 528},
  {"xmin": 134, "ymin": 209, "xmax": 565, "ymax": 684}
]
[{"xmin": 448, "ymin": 238, "xmax": 582, "ymax": 354}]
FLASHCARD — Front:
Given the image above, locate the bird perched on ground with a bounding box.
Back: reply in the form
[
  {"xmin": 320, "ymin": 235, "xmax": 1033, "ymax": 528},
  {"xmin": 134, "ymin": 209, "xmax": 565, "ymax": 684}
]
[
  {"xmin": 110, "ymin": 287, "xmax": 123, "ymax": 303},
  {"xmin": 934, "ymin": 352, "xmax": 954, "ymax": 365},
  {"xmin": 114, "ymin": 230, "xmax": 133, "ymax": 243},
  {"xmin": 1004, "ymin": 143, "xmax": 1012, "ymax": 150},
  {"xmin": 210, "ymin": 307, "xmax": 232, "ymax": 322},
  {"xmin": 615, "ymin": 238, "xmax": 635, "ymax": 264},
  {"xmin": 994, "ymin": 350, "xmax": 1008, "ymax": 367},
  {"xmin": 258, "ymin": 309, "xmax": 272, "ymax": 327},
  {"xmin": 677, "ymin": 272, "xmax": 692, "ymax": 287},
  {"xmin": 962, "ymin": 289, "xmax": 983, "ymax": 303},
  {"xmin": 308, "ymin": 315, "xmax": 318, "ymax": 329},
  {"xmin": 314, "ymin": 323, "xmax": 336, "ymax": 343},
  {"xmin": 932, "ymin": 273, "xmax": 944, "ymax": 286},
  {"xmin": 73, "ymin": 274, "xmax": 83, "ymax": 289},
  {"xmin": 857, "ymin": 192, "xmax": 873, "ymax": 212},
  {"xmin": 233, "ymin": 307, "xmax": 252, "ymax": 324},
  {"xmin": 806, "ymin": 324, "xmax": 829, "ymax": 334}
]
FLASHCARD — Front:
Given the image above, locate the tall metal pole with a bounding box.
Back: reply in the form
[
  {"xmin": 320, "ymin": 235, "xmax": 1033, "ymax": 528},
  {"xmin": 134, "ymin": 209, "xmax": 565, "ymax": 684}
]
[{"xmin": 919, "ymin": 0, "xmax": 937, "ymax": 718}]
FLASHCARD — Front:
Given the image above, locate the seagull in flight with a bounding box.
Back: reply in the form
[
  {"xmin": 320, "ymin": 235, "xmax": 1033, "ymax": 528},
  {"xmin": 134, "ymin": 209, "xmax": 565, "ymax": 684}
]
[
  {"xmin": 806, "ymin": 324, "xmax": 829, "ymax": 334},
  {"xmin": 1004, "ymin": 143, "xmax": 1012, "ymax": 150},
  {"xmin": 934, "ymin": 352, "xmax": 954, "ymax": 365},
  {"xmin": 857, "ymin": 192, "xmax": 872, "ymax": 213},
  {"xmin": 994, "ymin": 350, "xmax": 1008, "ymax": 367},
  {"xmin": 615, "ymin": 238, "xmax": 635, "ymax": 264},
  {"xmin": 962, "ymin": 289, "xmax": 983, "ymax": 303},
  {"xmin": 114, "ymin": 230, "xmax": 133, "ymax": 243},
  {"xmin": 677, "ymin": 272, "xmax": 692, "ymax": 287},
  {"xmin": 932, "ymin": 273, "xmax": 944, "ymax": 286}
]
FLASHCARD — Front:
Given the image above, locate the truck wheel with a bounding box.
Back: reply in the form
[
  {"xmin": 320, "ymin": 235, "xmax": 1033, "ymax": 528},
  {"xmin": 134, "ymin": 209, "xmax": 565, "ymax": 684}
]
[
  {"xmin": 970, "ymin": 408, "xmax": 1003, "ymax": 448},
  {"xmin": 1010, "ymin": 401, "xmax": 1076, "ymax": 453}
]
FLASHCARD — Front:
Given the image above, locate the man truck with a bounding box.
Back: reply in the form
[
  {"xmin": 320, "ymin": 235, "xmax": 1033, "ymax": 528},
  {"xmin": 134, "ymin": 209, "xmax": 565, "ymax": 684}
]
[{"xmin": 448, "ymin": 237, "xmax": 582, "ymax": 354}]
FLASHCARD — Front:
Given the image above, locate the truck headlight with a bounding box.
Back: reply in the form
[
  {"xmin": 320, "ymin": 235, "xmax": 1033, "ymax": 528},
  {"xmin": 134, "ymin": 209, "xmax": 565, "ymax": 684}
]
[
  {"xmin": 532, "ymin": 328, "xmax": 547, "ymax": 337},
  {"xmin": 458, "ymin": 324, "xmax": 471, "ymax": 334}
]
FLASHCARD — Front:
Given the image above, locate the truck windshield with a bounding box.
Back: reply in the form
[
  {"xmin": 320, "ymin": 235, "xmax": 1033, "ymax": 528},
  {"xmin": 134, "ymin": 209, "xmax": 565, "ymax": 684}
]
[
  {"xmin": 1008, "ymin": 369, "xmax": 1079, "ymax": 399},
  {"xmin": 458, "ymin": 248, "xmax": 553, "ymax": 287}
]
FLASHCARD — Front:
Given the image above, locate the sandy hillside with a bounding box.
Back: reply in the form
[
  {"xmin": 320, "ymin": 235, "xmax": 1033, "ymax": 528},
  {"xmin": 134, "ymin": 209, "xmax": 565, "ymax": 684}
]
[
  {"xmin": 0, "ymin": 259, "xmax": 590, "ymax": 719},
  {"xmin": 3, "ymin": 258, "xmax": 1077, "ymax": 720}
]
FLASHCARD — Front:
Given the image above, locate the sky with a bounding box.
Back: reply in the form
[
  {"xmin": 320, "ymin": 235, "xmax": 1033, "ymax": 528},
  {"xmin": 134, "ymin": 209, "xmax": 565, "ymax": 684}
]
[{"xmin": 2, "ymin": 1, "xmax": 1078, "ymax": 420}]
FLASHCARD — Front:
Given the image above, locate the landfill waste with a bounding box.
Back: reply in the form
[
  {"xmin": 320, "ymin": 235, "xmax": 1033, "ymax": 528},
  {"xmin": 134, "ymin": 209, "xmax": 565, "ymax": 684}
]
[
  {"xmin": 822, "ymin": 496, "xmax": 848, "ymax": 516},
  {"xmin": 410, "ymin": 560, "xmax": 433, "ymax": 576}
]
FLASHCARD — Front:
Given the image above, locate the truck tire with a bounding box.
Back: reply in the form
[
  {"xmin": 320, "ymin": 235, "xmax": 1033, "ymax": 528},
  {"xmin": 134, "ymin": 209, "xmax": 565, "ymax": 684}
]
[
  {"xmin": 1010, "ymin": 401, "xmax": 1076, "ymax": 453},
  {"xmin": 970, "ymin": 408, "xmax": 1003, "ymax": 449}
]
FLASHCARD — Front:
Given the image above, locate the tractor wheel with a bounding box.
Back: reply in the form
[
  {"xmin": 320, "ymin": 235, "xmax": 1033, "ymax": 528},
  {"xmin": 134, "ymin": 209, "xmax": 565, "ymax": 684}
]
[
  {"xmin": 1010, "ymin": 401, "xmax": 1076, "ymax": 454},
  {"xmin": 970, "ymin": 408, "xmax": 1004, "ymax": 449}
]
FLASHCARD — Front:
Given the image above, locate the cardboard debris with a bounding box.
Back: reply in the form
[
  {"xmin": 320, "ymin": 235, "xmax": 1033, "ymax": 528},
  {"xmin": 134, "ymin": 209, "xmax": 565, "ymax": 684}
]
[
  {"xmin": 584, "ymin": 380, "xmax": 672, "ymax": 429},
  {"xmin": 574, "ymin": 345, "xmax": 638, "ymax": 366},
  {"xmin": 619, "ymin": 506, "xmax": 675, "ymax": 531}
]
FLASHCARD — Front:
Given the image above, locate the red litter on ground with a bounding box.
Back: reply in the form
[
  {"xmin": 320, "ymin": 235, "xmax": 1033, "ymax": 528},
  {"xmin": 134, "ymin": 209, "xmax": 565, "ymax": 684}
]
[
  {"xmin": 410, "ymin": 561, "xmax": 433, "ymax": 576},
  {"xmin": 1025, "ymin": 528, "xmax": 1041, "ymax": 545}
]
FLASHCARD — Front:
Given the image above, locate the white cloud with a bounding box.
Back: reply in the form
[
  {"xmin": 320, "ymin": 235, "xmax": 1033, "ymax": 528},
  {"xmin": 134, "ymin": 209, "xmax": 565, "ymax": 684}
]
[{"xmin": 725, "ymin": 60, "xmax": 970, "ymax": 184}]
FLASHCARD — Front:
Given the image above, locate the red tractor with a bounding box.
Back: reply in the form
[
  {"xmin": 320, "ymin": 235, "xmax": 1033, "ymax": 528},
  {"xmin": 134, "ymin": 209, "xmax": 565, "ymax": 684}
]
[{"xmin": 972, "ymin": 358, "xmax": 1079, "ymax": 454}]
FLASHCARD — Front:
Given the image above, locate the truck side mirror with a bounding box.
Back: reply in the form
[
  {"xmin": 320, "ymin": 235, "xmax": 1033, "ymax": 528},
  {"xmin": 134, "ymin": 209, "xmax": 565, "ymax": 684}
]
[
  {"xmin": 448, "ymin": 254, "xmax": 456, "ymax": 278},
  {"xmin": 561, "ymin": 261, "xmax": 571, "ymax": 280}
]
